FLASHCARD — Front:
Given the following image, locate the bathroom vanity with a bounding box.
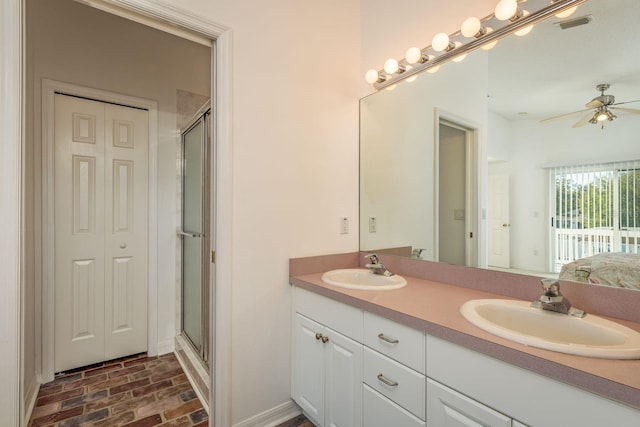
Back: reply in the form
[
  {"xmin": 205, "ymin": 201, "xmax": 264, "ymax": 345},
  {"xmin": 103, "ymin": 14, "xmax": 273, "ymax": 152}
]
[{"xmin": 289, "ymin": 254, "xmax": 640, "ymax": 427}]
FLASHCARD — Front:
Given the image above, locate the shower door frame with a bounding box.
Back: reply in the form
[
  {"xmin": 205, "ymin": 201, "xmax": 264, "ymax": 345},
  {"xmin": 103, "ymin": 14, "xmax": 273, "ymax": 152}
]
[{"xmin": 180, "ymin": 107, "xmax": 212, "ymax": 363}]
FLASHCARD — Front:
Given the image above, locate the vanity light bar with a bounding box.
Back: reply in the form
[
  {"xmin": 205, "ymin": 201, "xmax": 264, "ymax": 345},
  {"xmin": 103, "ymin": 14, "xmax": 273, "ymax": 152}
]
[{"xmin": 368, "ymin": 0, "xmax": 586, "ymax": 90}]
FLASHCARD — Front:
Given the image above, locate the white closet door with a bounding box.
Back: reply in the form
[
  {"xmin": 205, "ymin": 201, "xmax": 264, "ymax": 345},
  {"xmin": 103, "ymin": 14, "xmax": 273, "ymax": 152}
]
[
  {"xmin": 104, "ymin": 103, "xmax": 148, "ymax": 361},
  {"xmin": 54, "ymin": 94, "xmax": 148, "ymax": 372}
]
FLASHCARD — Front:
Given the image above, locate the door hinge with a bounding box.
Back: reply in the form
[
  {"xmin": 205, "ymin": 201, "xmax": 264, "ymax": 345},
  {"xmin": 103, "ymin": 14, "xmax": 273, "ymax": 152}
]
[{"xmin": 211, "ymin": 250, "xmax": 216, "ymax": 264}]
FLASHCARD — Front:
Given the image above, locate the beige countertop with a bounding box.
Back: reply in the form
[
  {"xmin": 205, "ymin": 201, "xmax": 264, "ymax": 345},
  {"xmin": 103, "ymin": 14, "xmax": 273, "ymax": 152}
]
[{"xmin": 290, "ymin": 272, "xmax": 640, "ymax": 410}]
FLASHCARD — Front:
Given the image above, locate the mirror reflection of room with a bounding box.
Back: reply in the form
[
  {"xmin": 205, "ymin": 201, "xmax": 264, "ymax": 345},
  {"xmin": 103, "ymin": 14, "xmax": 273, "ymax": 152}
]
[{"xmin": 360, "ymin": 0, "xmax": 640, "ymax": 290}]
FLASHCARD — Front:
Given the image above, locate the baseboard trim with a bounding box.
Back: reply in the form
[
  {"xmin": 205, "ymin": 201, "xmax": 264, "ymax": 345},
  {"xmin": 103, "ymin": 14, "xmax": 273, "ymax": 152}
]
[
  {"xmin": 232, "ymin": 400, "xmax": 301, "ymax": 427},
  {"xmin": 23, "ymin": 375, "xmax": 41, "ymax": 424},
  {"xmin": 157, "ymin": 338, "xmax": 175, "ymax": 355}
]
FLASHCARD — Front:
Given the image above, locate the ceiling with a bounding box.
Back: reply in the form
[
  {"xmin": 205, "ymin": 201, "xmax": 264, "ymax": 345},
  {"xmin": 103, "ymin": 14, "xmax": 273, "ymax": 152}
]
[{"xmin": 488, "ymin": 0, "xmax": 640, "ymax": 121}]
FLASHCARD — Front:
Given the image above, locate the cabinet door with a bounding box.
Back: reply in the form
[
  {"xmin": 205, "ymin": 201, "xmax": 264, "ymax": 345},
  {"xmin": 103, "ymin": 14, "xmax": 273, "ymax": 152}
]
[
  {"xmin": 324, "ymin": 328, "xmax": 363, "ymax": 427},
  {"xmin": 293, "ymin": 314, "xmax": 325, "ymax": 426},
  {"xmin": 427, "ymin": 378, "xmax": 511, "ymax": 427},
  {"xmin": 363, "ymin": 384, "xmax": 425, "ymax": 427}
]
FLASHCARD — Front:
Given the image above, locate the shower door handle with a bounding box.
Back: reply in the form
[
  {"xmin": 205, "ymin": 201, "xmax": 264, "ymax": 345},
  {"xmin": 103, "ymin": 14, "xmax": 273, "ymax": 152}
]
[{"xmin": 178, "ymin": 231, "xmax": 203, "ymax": 238}]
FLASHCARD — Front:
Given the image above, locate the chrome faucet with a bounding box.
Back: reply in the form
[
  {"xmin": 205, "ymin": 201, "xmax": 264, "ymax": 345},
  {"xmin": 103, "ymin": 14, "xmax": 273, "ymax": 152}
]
[
  {"xmin": 530, "ymin": 278, "xmax": 586, "ymax": 318},
  {"xmin": 364, "ymin": 253, "xmax": 394, "ymax": 277}
]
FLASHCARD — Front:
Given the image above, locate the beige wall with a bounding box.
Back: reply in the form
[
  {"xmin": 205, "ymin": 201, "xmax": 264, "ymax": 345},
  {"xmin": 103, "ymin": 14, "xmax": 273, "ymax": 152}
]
[
  {"xmin": 24, "ymin": 0, "xmax": 210, "ymax": 405},
  {"xmin": 184, "ymin": 1, "xmax": 361, "ymax": 423}
]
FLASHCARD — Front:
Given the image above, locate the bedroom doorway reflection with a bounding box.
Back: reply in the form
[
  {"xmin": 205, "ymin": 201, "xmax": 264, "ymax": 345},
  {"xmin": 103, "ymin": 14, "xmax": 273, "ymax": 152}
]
[{"xmin": 180, "ymin": 106, "xmax": 212, "ymax": 363}]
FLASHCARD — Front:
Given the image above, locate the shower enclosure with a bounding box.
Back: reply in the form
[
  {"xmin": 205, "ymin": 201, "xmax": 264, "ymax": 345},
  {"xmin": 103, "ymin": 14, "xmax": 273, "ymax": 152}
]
[{"xmin": 180, "ymin": 107, "xmax": 211, "ymax": 363}]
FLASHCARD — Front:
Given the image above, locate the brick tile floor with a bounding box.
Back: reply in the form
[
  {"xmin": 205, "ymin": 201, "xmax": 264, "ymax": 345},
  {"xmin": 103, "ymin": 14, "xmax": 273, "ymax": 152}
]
[
  {"xmin": 275, "ymin": 414, "xmax": 314, "ymax": 427},
  {"xmin": 28, "ymin": 353, "xmax": 208, "ymax": 427}
]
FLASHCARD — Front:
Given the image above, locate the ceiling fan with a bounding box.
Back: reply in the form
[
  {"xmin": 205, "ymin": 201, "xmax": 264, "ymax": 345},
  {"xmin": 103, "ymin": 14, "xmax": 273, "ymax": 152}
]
[{"xmin": 541, "ymin": 84, "xmax": 640, "ymax": 128}]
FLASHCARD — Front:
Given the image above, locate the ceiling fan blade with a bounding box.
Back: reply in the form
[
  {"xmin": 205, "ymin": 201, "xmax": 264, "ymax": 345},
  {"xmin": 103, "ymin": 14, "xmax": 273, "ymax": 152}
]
[
  {"xmin": 572, "ymin": 112, "xmax": 594, "ymax": 128},
  {"xmin": 612, "ymin": 99, "xmax": 640, "ymax": 106},
  {"xmin": 540, "ymin": 109, "xmax": 590, "ymax": 123},
  {"xmin": 586, "ymin": 99, "xmax": 604, "ymax": 108},
  {"xmin": 611, "ymin": 107, "xmax": 640, "ymax": 114}
]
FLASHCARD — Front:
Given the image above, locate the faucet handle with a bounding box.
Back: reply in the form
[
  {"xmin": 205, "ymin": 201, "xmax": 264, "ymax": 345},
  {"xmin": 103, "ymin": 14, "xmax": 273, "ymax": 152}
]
[
  {"xmin": 365, "ymin": 253, "xmax": 379, "ymax": 264},
  {"xmin": 540, "ymin": 279, "xmax": 563, "ymax": 303}
]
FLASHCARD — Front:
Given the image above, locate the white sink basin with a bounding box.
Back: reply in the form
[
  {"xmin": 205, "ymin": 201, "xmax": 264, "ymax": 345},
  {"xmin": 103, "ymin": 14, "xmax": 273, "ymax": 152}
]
[
  {"xmin": 460, "ymin": 299, "xmax": 640, "ymax": 359},
  {"xmin": 321, "ymin": 268, "xmax": 407, "ymax": 290}
]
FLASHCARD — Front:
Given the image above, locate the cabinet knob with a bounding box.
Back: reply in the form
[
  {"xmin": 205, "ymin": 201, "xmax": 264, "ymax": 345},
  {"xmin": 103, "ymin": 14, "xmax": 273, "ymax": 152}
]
[
  {"xmin": 378, "ymin": 333, "xmax": 399, "ymax": 344},
  {"xmin": 315, "ymin": 333, "xmax": 329, "ymax": 343},
  {"xmin": 120, "ymin": 243, "xmax": 127, "ymax": 249}
]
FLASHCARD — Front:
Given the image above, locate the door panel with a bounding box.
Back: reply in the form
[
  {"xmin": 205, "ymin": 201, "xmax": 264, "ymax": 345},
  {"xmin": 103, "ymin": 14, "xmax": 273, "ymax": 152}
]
[
  {"xmin": 489, "ymin": 174, "xmax": 510, "ymax": 268},
  {"xmin": 181, "ymin": 119, "xmax": 204, "ymax": 352},
  {"xmin": 55, "ymin": 94, "xmax": 148, "ymax": 372},
  {"xmin": 104, "ymin": 103, "xmax": 148, "ymax": 360},
  {"xmin": 55, "ymin": 95, "xmax": 106, "ymax": 371}
]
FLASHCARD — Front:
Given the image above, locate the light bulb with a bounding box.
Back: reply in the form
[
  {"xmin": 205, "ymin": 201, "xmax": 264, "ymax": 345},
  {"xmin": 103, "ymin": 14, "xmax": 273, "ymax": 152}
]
[
  {"xmin": 555, "ymin": 5, "xmax": 578, "ymax": 19},
  {"xmin": 494, "ymin": 0, "xmax": 518, "ymax": 21},
  {"xmin": 406, "ymin": 75, "xmax": 418, "ymax": 83},
  {"xmin": 461, "ymin": 17, "xmax": 482, "ymax": 38},
  {"xmin": 365, "ymin": 69, "xmax": 380, "ymax": 84},
  {"xmin": 432, "ymin": 32, "xmax": 450, "ymax": 52},
  {"xmin": 406, "ymin": 47, "xmax": 423, "ymax": 64},
  {"xmin": 515, "ymin": 11, "xmax": 533, "ymax": 36},
  {"xmin": 384, "ymin": 58, "xmax": 399, "ymax": 74},
  {"xmin": 596, "ymin": 111, "xmax": 608, "ymax": 122},
  {"xmin": 481, "ymin": 27, "xmax": 498, "ymax": 50},
  {"xmin": 452, "ymin": 42, "xmax": 466, "ymax": 62},
  {"xmin": 427, "ymin": 65, "xmax": 440, "ymax": 74}
]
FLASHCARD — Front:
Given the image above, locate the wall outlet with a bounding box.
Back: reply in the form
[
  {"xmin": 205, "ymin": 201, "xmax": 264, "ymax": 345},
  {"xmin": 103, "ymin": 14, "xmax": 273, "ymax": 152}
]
[
  {"xmin": 369, "ymin": 216, "xmax": 377, "ymax": 233},
  {"xmin": 340, "ymin": 217, "xmax": 349, "ymax": 234}
]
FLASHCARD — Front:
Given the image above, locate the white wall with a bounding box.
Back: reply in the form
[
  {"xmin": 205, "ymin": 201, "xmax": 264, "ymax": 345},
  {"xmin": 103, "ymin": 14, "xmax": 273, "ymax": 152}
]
[
  {"xmin": 25, "ymin": 0, "xmax": 210, "ymax": 396},
  {"xmin": 169, "ymin": 0, "xmax": 361, "ymax": 424},
  {"xmin": 489, "ymin": 116, "xmax": 640, "ymax": 272},
  {"xmin": 360, "ymin": 52, "xmax": 488, "ymax": 259}
]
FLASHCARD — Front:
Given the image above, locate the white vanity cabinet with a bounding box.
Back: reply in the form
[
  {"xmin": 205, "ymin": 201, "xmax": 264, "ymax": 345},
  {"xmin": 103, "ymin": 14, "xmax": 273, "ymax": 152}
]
[
  {"xmin": 292, "ymin": 288, "xmax": 363, "ymax": 427},
  {"xmin": 426, "ymin": 335, "xmax": 640, "ymax": 427},
  {"xmin": 292, "ymin": 285, "xmax": 640, "ymax": 427}
]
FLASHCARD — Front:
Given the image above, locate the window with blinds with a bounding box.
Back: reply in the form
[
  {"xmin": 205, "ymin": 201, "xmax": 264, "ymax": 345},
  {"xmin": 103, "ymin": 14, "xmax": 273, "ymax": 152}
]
[{"xmin": 551, "ymin": 160, "xmax": 640, "ymax": 271}]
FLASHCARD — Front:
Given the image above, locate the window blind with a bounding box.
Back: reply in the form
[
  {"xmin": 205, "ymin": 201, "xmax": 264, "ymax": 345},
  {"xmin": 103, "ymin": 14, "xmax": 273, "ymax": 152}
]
[{"xmin": 550, "ymin": 160, "xmax": 640, "ymax": 271}]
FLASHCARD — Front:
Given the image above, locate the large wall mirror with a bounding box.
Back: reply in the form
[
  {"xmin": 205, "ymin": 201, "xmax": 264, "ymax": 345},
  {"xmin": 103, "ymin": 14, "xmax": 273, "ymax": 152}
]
[{"xmin": 360, "ymin": 0, "xmax": 640, "ymax": 290}]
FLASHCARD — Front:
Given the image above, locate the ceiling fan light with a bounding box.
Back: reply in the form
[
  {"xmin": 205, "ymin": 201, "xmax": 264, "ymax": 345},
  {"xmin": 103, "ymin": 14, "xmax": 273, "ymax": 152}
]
[{"xmin": 596, "ymin": 111, "xmax": 609, "ymax": 122}]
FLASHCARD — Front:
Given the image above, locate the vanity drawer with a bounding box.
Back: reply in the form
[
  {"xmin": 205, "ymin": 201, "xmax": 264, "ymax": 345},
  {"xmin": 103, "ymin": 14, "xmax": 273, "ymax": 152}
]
[
  {"xmin": 363, "ymin": 347, "xmax": 425, "ymax": 420},
  {"xmin": 363, "ymin": 311, "xmax": 425, "ymax": 373},
  {"xmin": 363, "ymin": 384, "xmax": 426, "ymax": 427}
]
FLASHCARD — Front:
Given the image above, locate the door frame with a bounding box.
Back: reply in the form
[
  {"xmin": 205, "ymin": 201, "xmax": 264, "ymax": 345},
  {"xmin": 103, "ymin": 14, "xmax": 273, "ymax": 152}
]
[
  {"xmin": 434, "ymin": 108, "xmax": 481, "ymax": 267},
  {"xmin": 41, "ymin": 79, "xmax": 158, "ymax": 381},
  {"xmin": 4, "ymin": 1, "xmax": 234, "ymax": 426}
]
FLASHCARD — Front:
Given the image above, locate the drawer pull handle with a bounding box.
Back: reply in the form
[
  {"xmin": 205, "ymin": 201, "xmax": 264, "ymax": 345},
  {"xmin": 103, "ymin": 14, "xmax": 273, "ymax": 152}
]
[
  {"xmin": 377, "ymin": 373, "xmax": 398, "ymax": 387},
  {"xmin": 378, "ymin": 333, "xmax": 399, "ymax": 344}
]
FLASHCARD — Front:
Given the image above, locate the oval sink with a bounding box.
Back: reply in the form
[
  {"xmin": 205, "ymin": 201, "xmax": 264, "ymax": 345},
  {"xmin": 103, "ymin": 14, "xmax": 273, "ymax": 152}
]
[
  {"xmin": 321, "ymin": 268, "xmax": 407, "ymax": 290},
  {"xmin": 460, "ymin": 299, "xmax": 640, "ymax": 359}
]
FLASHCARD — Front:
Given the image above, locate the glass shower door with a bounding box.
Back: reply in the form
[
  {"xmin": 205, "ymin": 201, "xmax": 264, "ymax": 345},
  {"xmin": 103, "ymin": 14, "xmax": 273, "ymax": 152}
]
[{"xmin": 181, "ymin": 114, "xmax": 208, "ymax": 358}]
